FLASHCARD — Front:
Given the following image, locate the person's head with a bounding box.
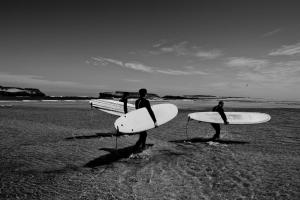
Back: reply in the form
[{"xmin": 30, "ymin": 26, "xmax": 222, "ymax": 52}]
[
  {"xmin": 218, "ymin": 100, "xmax": 224, "ymax": 107},
  {"xmin": 138, "ymin": 88, "xmax": 147, "ymax": 98}
]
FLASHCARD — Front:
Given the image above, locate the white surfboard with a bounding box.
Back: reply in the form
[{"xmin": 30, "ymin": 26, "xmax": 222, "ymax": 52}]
[
  {"xmin": 89, "ymin": 99, "xmax": 135, "ymax": 116},
  {"xmin": 188, "ymin": 112, "xmax": 271, "ymax": 124},
  {"xmin": 114, "ymin": 104, "xmax": 178, "ymax": 134}
]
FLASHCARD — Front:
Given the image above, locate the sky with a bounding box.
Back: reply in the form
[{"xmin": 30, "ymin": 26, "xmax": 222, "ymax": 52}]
[{"xmin": 0, "ymin": 0, "xmax": 300, "ymax": 100}]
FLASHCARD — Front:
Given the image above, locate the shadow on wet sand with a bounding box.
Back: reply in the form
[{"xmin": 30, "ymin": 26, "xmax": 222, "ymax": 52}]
[
  {"xmin": 84, "ymin": 145, "xmax": 140, "ymax": 168},
  {"xmin": 65, "ymin": 132, "xmax": 127, "ymax": 140},
  {"xmin": 169, "ymin": 137, "xmax": 249, "ymax": 144}
]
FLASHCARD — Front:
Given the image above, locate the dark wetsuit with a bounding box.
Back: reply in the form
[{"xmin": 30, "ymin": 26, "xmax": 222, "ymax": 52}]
[
  {"xmin": 211, "ymin": 105, "xmax": 228, "ymax": 140},
  {"xmin": 134, "ymin": 97, "xmax": 157, "ymax": 149},
  {"xmin": 119, "ymin": 97, "xmax": 128, "ymax": 114}
]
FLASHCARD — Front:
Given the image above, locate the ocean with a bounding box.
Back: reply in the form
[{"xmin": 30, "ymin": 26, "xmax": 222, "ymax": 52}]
[{"xmin": 0, "ymin": 100, "xmax": 299, "ymax": 199}]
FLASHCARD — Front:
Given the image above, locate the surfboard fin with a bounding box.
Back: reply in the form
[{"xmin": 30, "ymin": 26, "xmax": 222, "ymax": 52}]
[
  {"xmin": 185, "ymin": 117, "xmax": 191, "ymax": 141},
  {"xmin": 115, "ymin": 126, "xmax": 120, "ymax": 150}
]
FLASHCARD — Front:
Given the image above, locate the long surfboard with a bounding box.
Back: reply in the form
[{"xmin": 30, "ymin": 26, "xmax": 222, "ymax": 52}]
[
  {"xmin": 115, "ymin": 103, "xmax": 178, "ymax": 134},
  {"xmin": 89, "ymin": 99, "xmax": 135, "ymax": 116},
  {"xmin": 188, "ymin": 112, "xmax": 271, "ymax": 124}
]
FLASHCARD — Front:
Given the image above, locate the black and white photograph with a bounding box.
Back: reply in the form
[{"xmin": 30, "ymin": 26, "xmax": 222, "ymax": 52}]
[{"xmin": 0, "ymin": 0, "xmax": 299, "ymax": 199}]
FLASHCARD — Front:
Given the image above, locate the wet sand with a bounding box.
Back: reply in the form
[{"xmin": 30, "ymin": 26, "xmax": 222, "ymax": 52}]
[{"xmin": 0, "ymin": 101, "xmax": 299, "ymax": 199}]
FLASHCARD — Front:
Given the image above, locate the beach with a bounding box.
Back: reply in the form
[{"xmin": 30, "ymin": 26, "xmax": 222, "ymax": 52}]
[{"xmin": 0, "ymin": 101, "xmax": 299, "ymax": 200}]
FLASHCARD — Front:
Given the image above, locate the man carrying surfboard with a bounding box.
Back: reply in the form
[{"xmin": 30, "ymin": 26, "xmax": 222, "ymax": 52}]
[
  {"xmin": 211, "ymin": 101, "xmax": 229, "ymax": 140},
  {"xmin": 134, "ymin": 88, "xmax": 158, "ymax": 150}
]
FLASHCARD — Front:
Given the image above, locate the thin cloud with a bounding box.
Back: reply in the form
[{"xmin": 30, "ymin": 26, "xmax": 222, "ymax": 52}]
[
  {"xmin": 150, "ymin": 41, "xmax": 190, "ymax": 56},
  {"xmin": 226, "ymin": 57, "xmax": 269, "ymax": 71},
  {"xmin": 90, "ymin": 57, "xmax": 208, "ymax": 75},
  {"xmin": 261, "ymin": 28, "xmax": 281, "ymax": 37},
  {"xmin": 269, "ymin": 42, "xmax": 300, "ymax": 56},
  {"xmin": 184, "ymin": 66, "xmax": 208, "ymax": 75},
  {"xmin": 151, "ymin": 41, "xmax": 222, "ymax": 60},
  {"xmin": 156, "ymin": 69, "xmax": 189, "ymax": 75},
  {"xmin": 156, "ymin": 69, "xmax": 205, "ymax": 75},
  {"xmin": 152, "ymin": 39, "xmax": 168, "ymax": 48},
  {"xmin": 161, "ymin": 47, "xmax": 176, "ymax": 53},
  {"xmin": 124, "ymin": 63, "xmax": 154, "ymax": 73},
  {"xmin": 195, "ymin": 50, "xmax": 222, "ymax": 59},
  {"xmin": 237, "ymin": 61, "xmax": 300, "ymax": 84},
  {"xmin": 91, "ymin": 57, "xmax": 123, "ymax": 66},
  {"xmin": 156, "ymin": 65, "xmax": 208, "ymax": 75},
  {"xmin": 159, "ymin": 41, "xmax": 189, "ymax": 56},
  {"xmin": 90, "ymin": 57, "xmax": 154, "ymax": 72}
]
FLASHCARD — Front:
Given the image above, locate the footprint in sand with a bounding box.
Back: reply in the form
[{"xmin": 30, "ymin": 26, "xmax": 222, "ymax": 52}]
[
  {"xmin": 129, "ymin": 150, "xmax": 151, "ymax": 160},
  {"xmin": 207, "ymin": 141, "xmax": 227, "ymax": 147}
]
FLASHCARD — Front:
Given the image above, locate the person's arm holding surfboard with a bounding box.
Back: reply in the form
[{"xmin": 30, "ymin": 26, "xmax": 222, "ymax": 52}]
[
  {"xmin": 218, "ymin": 109, "xmax": 229, "ymax": 125},
  {"xmin": 217, "ymin": 102, "xmax": 229, "ymax": 125},
  {"xmin": 213, "ymin": 101, "xmax": 229, "ymax": 125},
  {"xmin": 145, "ymin": 100, "xmax": 158, "ymax": 127},
  {"xmin": 135, "ymin": 98, "xmax": 158, "ymax": 127}
]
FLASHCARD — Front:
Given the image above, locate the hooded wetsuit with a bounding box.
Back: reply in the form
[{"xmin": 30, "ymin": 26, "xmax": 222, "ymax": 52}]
[{"xmin": 135, "ymin": 97, "xmax": 156, "ymax": 123}]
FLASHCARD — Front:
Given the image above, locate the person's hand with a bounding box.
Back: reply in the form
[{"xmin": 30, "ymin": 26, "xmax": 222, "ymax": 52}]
[
  {"xmin": 225, "ymin": 121, "xmax": 229, "ymax": 125},
  {"xmin": 154, "ymin": 122, "xmax": 158, "ymax": 128}
]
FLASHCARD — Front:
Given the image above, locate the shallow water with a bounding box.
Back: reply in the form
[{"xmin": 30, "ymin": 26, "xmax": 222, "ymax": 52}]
[{"xmin": 0, "ymin": 101, "xmax": 299, "ymax": 199}]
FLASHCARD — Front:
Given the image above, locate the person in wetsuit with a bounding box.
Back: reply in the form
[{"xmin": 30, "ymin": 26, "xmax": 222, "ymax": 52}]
[
  {"xmin": 134, "ymin": 88, "xmax": 158, "ymax": 150},
  {"xmin": 119, "ymin": 92, "xmax": 129, "ymax": 114},
  {"xmin": 211, "ymin": 101, "xmax": 229, "ymax": 140}
]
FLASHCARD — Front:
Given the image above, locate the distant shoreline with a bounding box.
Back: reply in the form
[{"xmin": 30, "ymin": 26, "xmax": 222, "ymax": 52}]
[
  {"xmin": 0, "ymin": 95, "xmax": 254, "ymax": 101},
  {"xmin": 1, "ymin": 98, "xmax": 300, "ymax": 109}
]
